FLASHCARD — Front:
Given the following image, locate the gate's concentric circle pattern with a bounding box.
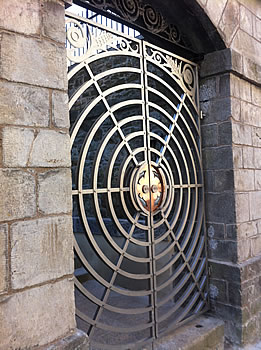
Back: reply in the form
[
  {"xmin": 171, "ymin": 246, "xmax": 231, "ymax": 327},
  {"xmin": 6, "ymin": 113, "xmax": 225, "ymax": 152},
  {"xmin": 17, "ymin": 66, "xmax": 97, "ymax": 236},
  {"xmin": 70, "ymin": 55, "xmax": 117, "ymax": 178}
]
[{"xmin": 67, "ymin": 10, "xmax": 208, "ymax": 350}]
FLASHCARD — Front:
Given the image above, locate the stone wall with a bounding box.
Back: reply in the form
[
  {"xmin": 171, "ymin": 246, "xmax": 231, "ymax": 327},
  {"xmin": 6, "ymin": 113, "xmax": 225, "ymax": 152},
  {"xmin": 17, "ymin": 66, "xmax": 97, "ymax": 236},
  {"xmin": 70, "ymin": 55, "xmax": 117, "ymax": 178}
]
[
  {"xmin": 198, "ymin": 0, "xmax": 261, "ymax": 343},
  {"xmin": 0, "ymin": 0, "xmax": 87, "ymax": 349}
]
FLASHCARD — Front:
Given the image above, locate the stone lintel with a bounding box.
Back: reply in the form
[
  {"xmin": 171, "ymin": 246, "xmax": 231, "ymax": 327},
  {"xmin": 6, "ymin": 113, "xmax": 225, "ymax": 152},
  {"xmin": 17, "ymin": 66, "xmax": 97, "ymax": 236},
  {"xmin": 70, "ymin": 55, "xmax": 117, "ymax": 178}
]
[
  {"xmin": 200, "ymin": 48, "xmax": 261, "ymax": 86},
  {"xmin": 44, "ymin": 329, "xmax": 89, "ymax": 350}
]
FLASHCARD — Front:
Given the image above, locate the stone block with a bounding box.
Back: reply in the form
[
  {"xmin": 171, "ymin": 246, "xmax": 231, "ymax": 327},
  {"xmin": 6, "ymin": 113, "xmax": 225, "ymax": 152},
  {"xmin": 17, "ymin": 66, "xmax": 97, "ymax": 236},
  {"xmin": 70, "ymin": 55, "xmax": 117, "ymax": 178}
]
[
  {"xmin": 199, "ymin": 77, "xmax": 217, "ymax": 101},
  {"xmin": 207, "ymin": 223, "xmax": 225, "ymax": 240},
  {"xmin": 0, "ymin": 0, "xmax": 41, "ymax": 35},
  {"xmin": 251, "ymin": 235, "xmax": 261, "ymax": 257},
  {"xmin": 209, "ymin": 260, "xmax": 241, "ymax": 283},
  {"xmin": 42, "ymin": 0, "xmax": 66, "ymax": 43},
  {"xmin": 240, "ymin": 5, "xmax": 253, "ymax": 35},
  {"xmin": 232, "ymin": 122, "xmax": 252, "ymax": 146},
  {"xmin": 235, "ymin": 193, "xmax": 249, "ymax": 223},
  {"xmin": 203, "ymin": 146, "xmax": 233, "ymax": 170},
  {"xmin": 231, "ymin": 75, "xmax": 241, "ymax": 99},
  {"xmin": 228, "ymin": 281, "xmax": 242, "ymax": 306},
  {"xmin": 218, "ymin": 121, "xmax": 232, "ymax": 145},
  {"xmin": 0, "ymin": 170, "xmax": 36, "ymax": 221},
  {"xmin": 234, "ymin": 169, "xmax": 254, "ymax": 191},
  {"xmin": 219, "ymin": 0, "xmax": 239, "ymax": 44},
  {"xmin": 52, "ymin": 91, "xmax": 70, "ymax": 129},
  {"xmin": 29, "ymin": 130, "xmax": 71, "ymax": 167},
  {"xmin": 206, "ymin": 0, "xmax": 227, "ymax": 27},
  {"xmin": 242, "ymin": 146, "xmax": 254, "ymax": 169},
  {"xmin": 205, "ymin": 192, "xmax": 235, "ymax": 224},
  {"xmin": 254, "ymin": 148, "xmax": 261, "ymax": 169},
  {"xmin": 249, "ymin": 192, "xmax": 261, "ymax": 220},
  {"xmin": 2, "ymin": 127, "xmax": 35, "ymax": 167},
  {"xmin": 0, "ymin": 81, "xmax": 50, "ymax": 127},
  {"xmin": 201, "ymin": 124, "xmax": 218, "ymax": 148},
  {"xmin": 243, "ymin": 56, "xmax": 261, "ymax": 86},
  {"xmin": 218, "ymin": 74, "xmax": 230, "ymax": 98},
  {"xmin": 0, "ymin": 279, "xmax": 75, "ymax": 349},
  {"xmin": 0, "ymin": 224, "xmax": 8, "ymax": 293},
  {"xmin": 241, "ymin": 101, "xmax": 261, "ymax": 127},
  {"xmin": 11, "ymin": 216, "xmax": 73, "ymax": 289},
  {"xmin": 255, "ymin": 170, "xmax": 261, "ymax": 190},
  {"xmin": 38, "ymin": 169, "xmax": 72, "ymax": 215},
  {"xmin": 203, "ymin": 170, "xmax": 214, "ymax": 192},
  {"xmin": 0, "ymin": 32, "xmax": 67, "ymax": 90},
  {"xmin": 252, "ymin": 85, "xmax": 261, "ymax": 107},
  {"xmin": 45, "ymin": 329, "xmax": 89, "ymax": 350},
  {"xmin": 240, "ymin": 79, "xmax": 252, "ymax": 103},
  {"xmin": 200, "ymin": 49, "xmax": 243, "ymax": 78},
  {"xmin": 252, "ymin": 127, "xmax": 261, "ymax": 147},
  {"xmin": 254, "ymin": 16, "xmax": 261, "ymax": 44},
  {"xmin": 200, "ymin": 98, "xmax": 232, "ymax": 124},
  {"xmin": 226, "ymin": 224, "xmax": 237, "ymax": 240},
  {"xmin": 213, "ymin": 170, "xmax": 234, "ymax": 192},
  {"xmin": 238, "ymin": 239, "xmax": 251, "ymax": 262},
  {"xmin": 209, "ymin": 279, "xmax": 228, "ymax": 303},
  {"xmin": 231, "ymin": 29, "xmax": 261, "ymax": 67},
  {"xmin": 237, "ymin": 221, "xmax": 257, "ymax": 240},
  {"xmin": 231, "ymin": 97, "xmax": 241, "ymax": 121},
  {"xmin": 233, "ymin": 146, "xmax": 243, "ymax": 169},
  {"xmin": 208, "ymin": 239, "xmax": 237, "ymax": 263}
]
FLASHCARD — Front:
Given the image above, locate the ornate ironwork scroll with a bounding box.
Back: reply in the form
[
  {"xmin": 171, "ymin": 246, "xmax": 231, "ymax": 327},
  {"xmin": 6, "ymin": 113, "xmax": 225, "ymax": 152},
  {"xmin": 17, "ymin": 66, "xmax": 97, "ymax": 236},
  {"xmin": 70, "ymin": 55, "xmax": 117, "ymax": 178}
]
[
  {"xmin": 67, "ymin": 9, "xmax": 208, "ymax": 350},
  {"xmin": 76, "ymin": 0, "xmax": 182, "ymax": 45}
]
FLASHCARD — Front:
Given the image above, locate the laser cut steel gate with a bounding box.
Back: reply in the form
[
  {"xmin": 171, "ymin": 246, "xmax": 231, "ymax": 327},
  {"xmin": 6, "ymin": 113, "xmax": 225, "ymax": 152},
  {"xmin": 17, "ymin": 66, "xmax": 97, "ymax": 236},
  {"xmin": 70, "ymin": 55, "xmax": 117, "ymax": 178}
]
[{"xmin": 66, "ymin": 8, "xmax": 208, "ymax": 349}]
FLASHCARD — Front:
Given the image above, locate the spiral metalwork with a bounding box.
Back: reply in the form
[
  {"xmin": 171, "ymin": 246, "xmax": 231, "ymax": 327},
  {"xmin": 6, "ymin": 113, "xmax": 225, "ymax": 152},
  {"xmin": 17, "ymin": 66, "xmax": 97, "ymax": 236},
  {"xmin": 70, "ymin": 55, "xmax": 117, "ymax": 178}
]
[{"xmin": 67, "ymin": 11, "xmax": 208, "ymax": 350}]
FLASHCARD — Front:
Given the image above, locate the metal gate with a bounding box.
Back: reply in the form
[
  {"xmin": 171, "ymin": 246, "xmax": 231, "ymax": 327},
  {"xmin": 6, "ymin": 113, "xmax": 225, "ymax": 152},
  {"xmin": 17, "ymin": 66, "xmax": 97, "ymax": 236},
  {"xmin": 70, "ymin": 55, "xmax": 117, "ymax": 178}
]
[{"xmin": 66, "ymin": 8, "xmax": 208, "ymax": 350}]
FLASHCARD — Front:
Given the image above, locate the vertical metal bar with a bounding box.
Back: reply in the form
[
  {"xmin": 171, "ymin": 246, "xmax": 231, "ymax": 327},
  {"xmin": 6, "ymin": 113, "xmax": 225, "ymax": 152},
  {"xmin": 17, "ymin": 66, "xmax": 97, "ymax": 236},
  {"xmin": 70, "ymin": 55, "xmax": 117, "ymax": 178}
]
[{"xmin": 141, "ymin": 40, "xmax": 158, "ymax": 340}]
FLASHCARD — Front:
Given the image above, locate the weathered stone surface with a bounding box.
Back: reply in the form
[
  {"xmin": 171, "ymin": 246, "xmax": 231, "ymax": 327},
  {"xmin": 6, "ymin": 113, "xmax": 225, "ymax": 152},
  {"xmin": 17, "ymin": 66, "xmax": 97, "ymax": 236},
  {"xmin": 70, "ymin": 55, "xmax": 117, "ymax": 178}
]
[
  {"xmin": 0, "ymin": 279, "xmax": 75, "ymax": 349},
  {"xmin": 213, "ymin": 170, "xmax": 234, "ymax": 192},
  {"xmin": 233, "ymin": 146, "xmax": 243, "ymax": 169},
  {"xmin": 38, "ymin": 169, "xmax": 72, "ymax": 215},
  {"xmin": 0, "ymin": 81, "xmax": 49, "ymax": 127},
  {"xmin": 235, "ymin": 192, "xmax": 249, "ymax": 223},
  {"xmin": 252, "ymin": 127, "xmax": 261, "ymax": 148},
  {"xmin": 208, "ymin": 239, "xmax": 237, "ymax": 263},
  {"xmin": 243, "ymin": 56, "xmax": 261, "ymax": 85},
  {"xmin": 52, "ymin": 91, "xmax": 70, "ymax": 129},
  {"xmin": 0, "ymin": 224, "xmax": 8, "ymax": 293},
  {"xmin": 0, "ymin": 0, "xmax": 41, "ymax": 35},
  {"xmin": 206, "ymin": 0, "xmax": 227, "ymax": 27},
  {"xmin": 240, "ymin": 5, "xmax": 253, "ymax": 35},
  {"xmin": 241, "ymin": 101, "xmax": 261, "ymax": 127},
  {"xmin": 249, "ymin": 192, "xmax": 261, "ymax": 220},
  {"xmin": 231, "ymin": 29, "xmax": 261, "ymax": 65},
  {"xmin": 243, "ymin": 146, "xmax": 254, "ymax": 169},
  {"xmin": 240, "ymin": 79, "xmax": 252, "ymax": 103},
  {"xmin": 11, "ymin": 216, "xmax": 73, "ymax": 289},
  {"xmin": 199, "ymin": 77, "xmax": 217, "ymax": 101},
  {"xmin": 2, "ymin": 127, "xmax": 35, "ymax": 167},
  {"xmin": 201, "ymin": 124, "xmax": 218, "ymax": 148},
  {"xmin": 210, "ymin": 259, "xmax": 241, "ymax": 283},
  {"xmin": 29, "ymin": 130, "xmax": 71, "ymax": 167},
  {"xmin": 207, "ymin": 223, "xmax": 225, "ymax": 240},
  {"xmin": 232, "ymin": 122, "xmax": 252, "ymax": 145},
  {"xmin": 205, "ymin": 192, "xmax": 235, "ymax": 224},
  {"xmin": 251, "ymin": 235, "xmax": 261, "ymax": 257},
  {"xmin": 42, "ymin": 0, "xmax": 66, "ymax": 43},
  {"xmin": 200, "ymin": 98, "xmax": 232, "ymax": 124},
  {"xmin": 255, "ymin": 170, "xmax": 261, "ymax": 190},
  {"xmin": 218, "ymin": 121, "xmax": 232, "ymax": 145},
  {"xmin": 45, "ymin": 329, "xmax": 89, "ymax": 350},
  {"xmin": 254, "ymin": 16, "xmax": 261, "ymax": 43},
  {"xmin": 237, "ymin": 221, "xmax": 257, "ymax": 240},
  {"xmin": 252, "ymin": 85, "xmax": 261, "ymax": 106},
  {"xmin": 0, "ymin": 32, "xmax": 67, "ymax": 90},
  {"xmin": 238, "ymin": 238, "xmax": 251, "ymax": 261},
  {"xmin": 203, "ymin": 146, "xmax": 233, "ymax": 170},
  {"xmin": 219, "ymin": 0, "xmax": 240, "ymax": 44},
  {"xmin": 231, "ymin": 97, "xmax": 241, "ymax": 121},
  {"xmin": 0, "ymin": 170, "xmax": 36, "ymax": 221},
  {"xmin": 254, "ymin": 148, "xmax": 261, "ymax": 169},
  {"xmin": 234, "ymin": 169, "xmax": 254, "ymax": 191}
]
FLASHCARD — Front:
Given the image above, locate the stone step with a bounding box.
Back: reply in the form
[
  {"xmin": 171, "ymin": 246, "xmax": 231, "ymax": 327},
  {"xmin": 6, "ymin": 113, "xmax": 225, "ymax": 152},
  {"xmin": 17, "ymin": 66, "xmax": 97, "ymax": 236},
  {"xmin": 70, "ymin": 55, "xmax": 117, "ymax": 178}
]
[{"xmin": 153, "ymin": 315, "xmax": 224, "ymax": 350}]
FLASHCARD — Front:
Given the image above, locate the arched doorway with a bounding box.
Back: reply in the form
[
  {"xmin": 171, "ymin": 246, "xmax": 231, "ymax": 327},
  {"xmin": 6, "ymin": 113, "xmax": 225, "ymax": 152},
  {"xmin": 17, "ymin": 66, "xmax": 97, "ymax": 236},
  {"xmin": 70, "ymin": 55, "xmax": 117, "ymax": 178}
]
[{"xmin": 66, "ymin": 2, "xmax": 209, "ymax": 348}]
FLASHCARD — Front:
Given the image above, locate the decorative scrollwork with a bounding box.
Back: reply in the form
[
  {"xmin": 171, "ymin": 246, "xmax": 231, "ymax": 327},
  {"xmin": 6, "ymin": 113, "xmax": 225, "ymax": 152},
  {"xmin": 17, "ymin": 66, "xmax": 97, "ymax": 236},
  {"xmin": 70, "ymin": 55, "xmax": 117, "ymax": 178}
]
[
  {"xmin": 82, "ymin": 0, "xmax": 182, "ymax": 45},
  {"xmin": 114, "ymin": 0, "xmax": 139, "ymax": 21},
  {"xmin": 143, "ymin": 4, "xmax": 166, "ymax": 33}
]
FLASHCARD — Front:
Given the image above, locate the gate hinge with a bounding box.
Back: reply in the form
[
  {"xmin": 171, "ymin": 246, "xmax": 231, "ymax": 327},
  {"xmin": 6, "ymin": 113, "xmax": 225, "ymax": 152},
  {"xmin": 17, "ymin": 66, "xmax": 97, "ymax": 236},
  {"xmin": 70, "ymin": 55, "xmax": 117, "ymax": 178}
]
[{"xmin": 200, "ymin": 110, "xmax": 206, "ymax": 120}]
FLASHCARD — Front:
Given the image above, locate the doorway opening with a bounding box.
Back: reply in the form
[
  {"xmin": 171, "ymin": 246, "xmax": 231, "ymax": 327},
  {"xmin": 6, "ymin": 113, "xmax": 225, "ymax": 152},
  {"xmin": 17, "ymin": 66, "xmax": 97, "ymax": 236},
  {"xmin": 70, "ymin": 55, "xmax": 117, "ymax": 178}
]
[{"xmin": 66, "ymin": 3, "xmax": 208, "ymax": 348}]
